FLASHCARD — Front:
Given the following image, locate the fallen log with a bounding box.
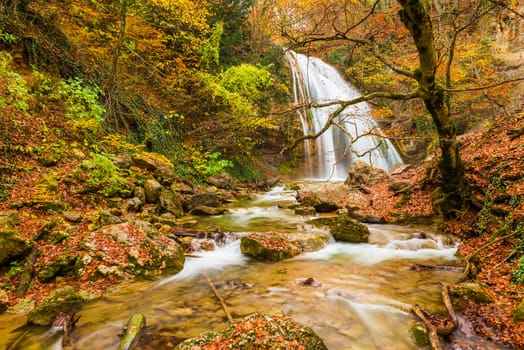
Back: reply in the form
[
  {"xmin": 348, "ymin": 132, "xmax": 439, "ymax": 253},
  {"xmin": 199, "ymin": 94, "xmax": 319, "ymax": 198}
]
[{"xmin": 117, "ymin": 313, "xmax": 146, "ymax": 350}]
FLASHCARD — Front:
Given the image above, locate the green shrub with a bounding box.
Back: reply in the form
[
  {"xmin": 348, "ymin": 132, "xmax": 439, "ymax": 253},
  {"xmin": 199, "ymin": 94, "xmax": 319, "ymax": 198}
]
[
  {"xmin": 513, "ymin": 255, "xmax": 524, "ymax": 284},
  {"xmin": 74, "ymin": 153, "xmax": 130, "ymax": 197},
  {"xmin": 0, "ymin": 52, "xmax": 31, "ymax": 112}
]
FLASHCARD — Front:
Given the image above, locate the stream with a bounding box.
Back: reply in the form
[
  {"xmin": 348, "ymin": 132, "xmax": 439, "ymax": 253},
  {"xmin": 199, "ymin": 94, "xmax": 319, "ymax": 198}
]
[{"xmin": 1, "ymin": 185, "xmax": 506, "ymax": 349}]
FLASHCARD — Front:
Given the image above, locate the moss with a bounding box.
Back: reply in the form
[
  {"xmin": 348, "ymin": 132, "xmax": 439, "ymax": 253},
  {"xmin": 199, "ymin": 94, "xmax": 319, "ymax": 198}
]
[
  {"xmin": 410, "ymin": 322, "xmax": 429, "ymax": 346},
  {"xmin": 328, "ymin": 214, "xmax": 370, "ymax": 243},
  {"xmin": 27, "ymin": 286, "xmax": 83, "ymax": 325}
]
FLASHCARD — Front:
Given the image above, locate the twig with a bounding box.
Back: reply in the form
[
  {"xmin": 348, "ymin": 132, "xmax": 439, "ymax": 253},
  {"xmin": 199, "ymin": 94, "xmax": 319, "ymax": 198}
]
[
  {"xmin": 204, "ymin": 273, "xmax": 234, "ymax": 324},
  {"xmin": 440, "ymin": 283, "xmax": 457, "ymax": 335}
]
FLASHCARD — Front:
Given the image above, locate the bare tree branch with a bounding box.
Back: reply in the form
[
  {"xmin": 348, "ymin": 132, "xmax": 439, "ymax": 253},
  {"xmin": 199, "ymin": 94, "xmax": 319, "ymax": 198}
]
[
  {"xmin": 444, "ymin": 77, "xmax": 524, "ymax": 92},
  {"xmin": 488, "ymin": 0, "xmax": 524, "ymax": 19},
  {"xmin": 281, "ymin": 91, "xmax": 419, "ymax": 152}
]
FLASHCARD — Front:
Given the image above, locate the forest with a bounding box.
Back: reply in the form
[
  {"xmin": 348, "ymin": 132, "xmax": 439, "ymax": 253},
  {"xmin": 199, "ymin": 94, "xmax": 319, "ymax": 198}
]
[{"xmin": 0, "ymin": 0, "xmax": 523, "ymax": 349}]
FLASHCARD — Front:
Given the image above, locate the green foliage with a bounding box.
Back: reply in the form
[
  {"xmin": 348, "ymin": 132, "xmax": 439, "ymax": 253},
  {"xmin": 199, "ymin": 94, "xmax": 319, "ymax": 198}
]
[
  {"xmin": 74, "ymin": 153, "xmax": 130, "ymax": 197},
  {"xmin": 8, "ymin": 261, "xmax": 22, "ymax": 279},
  {"xmin": 183, "ymin": 147, "xmax": 232, "ymax": 181},
  {"xmin": 0, "ymin": 53, "xmax": 31, "ymax": 112},
  {"xmin": 60, "ymin": 78, "xmax": 105, "ymax": 123},
  {"xmin": 228, "ymin": 157, "xmax": 264, "ymax": 182},
  {"xmin": 512, "ymin": 255, "xmax": 524, "ymax": 285},
  {"xmin": 219, "ymin": 63, "xmax": 273, "ymax": 105},
  {"xmin": 201, "ymin": 21, "xmax": 224, "ymax": 71},
  {"xmin": 59, "ymin": 78, "xmax": 105, "ymax": 144},
  {"xmin": 0, "ymin": 30, "xmax": 17, "ymax": 44}
]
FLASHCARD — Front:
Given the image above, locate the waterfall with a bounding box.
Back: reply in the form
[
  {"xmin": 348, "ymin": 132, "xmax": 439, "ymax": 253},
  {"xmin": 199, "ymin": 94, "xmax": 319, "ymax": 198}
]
[{"xmin": 286, "ymin": 50, "xmax": 403, "ymax": 181}]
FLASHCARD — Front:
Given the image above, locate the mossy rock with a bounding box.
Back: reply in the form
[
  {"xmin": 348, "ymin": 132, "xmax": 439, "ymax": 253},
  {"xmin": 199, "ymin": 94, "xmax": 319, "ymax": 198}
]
[
  {"xmin": 240, "ymin": 232, "xmax": 301, "ymax": 261},
  {"xmin": 512, "ymin": 300, "xmax": 524, "ymax": 322},
  {"xmin": 327, "ymin": 214, "xmax": 370, "ymax": 243},
  {"xmin": 35, "ymin": 254, "xmax": 76, "ymax": 282},
  {"xmin": 7, "ymin": 299, "xmax": 35, "ymax": 315},
  {"xmin": 410, "ymin": 322, "xmax": 429, "ymax": 346},
  {"xmin": 290, "ymin": 233, "xmax": 330, "ymax": 252},
  {"xmin": 27, "ymin": 287, "xmax": 83, "ymax": 325},
  {"xmin": 449, "ymin": 283, "xmax": 494, "ymax": 303},
  {"xmin": 0, "ymin": 216, "xmax": 31, "ymax": 264},
  {"xmin": 175, "ymin": 313, "xmax": 327, "ymax": 350}
]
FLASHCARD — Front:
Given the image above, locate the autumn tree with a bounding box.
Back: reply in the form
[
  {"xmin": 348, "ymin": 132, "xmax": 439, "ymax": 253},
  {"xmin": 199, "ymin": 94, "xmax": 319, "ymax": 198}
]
[{"xmin": 271, "ymin": 0, "xmax": 523, "ymax": 217}]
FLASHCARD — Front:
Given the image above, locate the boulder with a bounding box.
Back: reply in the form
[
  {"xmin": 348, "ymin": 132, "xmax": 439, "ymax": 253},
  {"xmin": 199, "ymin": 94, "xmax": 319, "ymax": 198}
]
[
  {"xmin": 294, "ymin": 206, "xmax": 317, "ymax": 216},
  {"xmin": 345, "ymin": 160, "xmax": 389, "ymax": 186},
  {"xmin": 175, "ymin": 313, "xmax": 327, "ymax": 350},
  {"xmin": 207, "ymin": 173, "xmax": 236, "ymax": 189},
  {"xmin": 297, "ymin": 183, "xmax": 366, "ymax": 213},
  {"xmin": 124, "ymin": 197, "xmax": 143, "ymax": 212},
  {"xmin": 190, "ymin": 206, "xmax": 227, "ymax": 216},
  {"xmin": 131, "ymin": 152, "xmax": 176, "ymax": 184},
  {"xmin": 27, "ymin": 286, "xmax": 83, "ymax": 326},
  {"xmin": 448, "ymin": 283, "xmax": 494, "ymax": 303},
  {"xmin": 159, "ymin": 188, "xmax": 184, "ymax": 217},
  {"xmin": 312, "ymin": 214, "xmax": 370, "ymax": 243},
  {"xmin": 240, "ymin": 232, "xmax": 301, "ymax": 261},
  {"xmin": 289, "ymin": 233, "xmax": 330, "ymax": 252},
  {"xmin": 144, "ymin": 179, "xmax": 162, "ymax": 203},
  {"xmin": 63, "ymin": 211, "xmax": 83, "ymax": 223},
  {"xmin": 75, "ymin": 221, "xmax": 184, "ymax": 280},
  {"xmin": 0, "ymin": 215, "xmax": 31, "ymax": 264},
  {"xmin": 183, "ymin": 192, "xmax": 223, "ymax": 211}
]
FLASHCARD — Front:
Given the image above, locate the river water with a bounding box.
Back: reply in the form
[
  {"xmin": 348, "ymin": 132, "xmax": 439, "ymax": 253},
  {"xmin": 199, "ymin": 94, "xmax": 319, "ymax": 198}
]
[{"xmin": 1, "ymin": 186, "xmax": 502, "ymax": 349}]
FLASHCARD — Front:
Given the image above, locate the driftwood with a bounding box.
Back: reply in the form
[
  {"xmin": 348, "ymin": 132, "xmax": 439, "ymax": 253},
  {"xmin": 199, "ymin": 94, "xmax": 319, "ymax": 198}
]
[
  {"xmin": 117, "ymin": 313, "xmax": 146, "ymax": 350},
  {"xmin": 204, "ymin": 273, "xmax": 234, "ymax": 324},
  {"xmin": 15, "ymin": 245, "xmax": 39, "ymax": 298},
  {"xmin": 411, "ymin": 283, "xmax": 458, "ymax": 350},
  {"xmin": 412, "ymin": 304, "xmax": 443, "ymax": 350},
  {"xmin": 410, "ymin": 263, "xmax": 463, "ymax": 273}
]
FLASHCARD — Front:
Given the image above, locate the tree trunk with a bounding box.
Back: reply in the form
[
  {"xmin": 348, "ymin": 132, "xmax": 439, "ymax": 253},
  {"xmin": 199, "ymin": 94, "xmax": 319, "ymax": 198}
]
[{"xmin": 397, "ymin": 0, "xmax": 465, "ymax": 216}]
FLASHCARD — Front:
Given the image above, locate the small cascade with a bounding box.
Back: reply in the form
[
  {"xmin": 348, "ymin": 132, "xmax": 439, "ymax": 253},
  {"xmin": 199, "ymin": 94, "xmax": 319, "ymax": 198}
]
[{"xmin": 286, "ymin": 50, "xmax": 403, "ymax": 180}]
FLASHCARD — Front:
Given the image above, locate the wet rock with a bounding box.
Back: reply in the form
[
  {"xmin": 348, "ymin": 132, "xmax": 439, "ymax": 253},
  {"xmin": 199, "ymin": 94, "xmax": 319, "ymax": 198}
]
[
  {"xmin": 190, "ymin": 205, "xmax": 227, "ymax": 216},
  {"xmin": 410, "ymin": 322, "xmax": 430, "ymax": 346},
  {"xmin": 159, "ymin": 187, "xmax": 183, "ymax": 217},
  {"xmin": 290, "ymin": 232, "xmax": 330, "ymax": 252},
  {"xmin": 322, "ymin": 214, "xmax": 370, "ymax": 243},
  {"xmin": 294, "ymin": 206, "xmax": 317, "ymax": 216},
  {"xmin": 175, "ymin": 313, "xmax": 327, "ymax": 350},
  {"xmin": 297, "ymin": 183, "xmax": 366, "ymax": 213},
  {"xmin": 183, "ymin": 192, "xmax": 223, "ymax": 211},
  {"xmin": 0, "ymin": 215, "xmax": 31, "ymax": 264},
  {"xmin": 449, "ymin": 283, "xmax": 494, "ymax": 303},
  {"xmin": 512, "ymin": 300, "xmax": 524, "ymax": 322},
  {"xmin": 345, "ymin": 160, "xmax": 389, "ymax": 186},
  {"xmin": 240, "ymin": 232, "xmax": 301, "ymax": 261},
  {"xmin": 27, "ymin": 286, "xmax": 83, "ymax": 326},
  {"xmin": 297, "ymin": 277, "xmax": 321, "ymax": 287},
  {"xmin": 144, "ymin": 179, "xmax": 162, "ymax": 203}
]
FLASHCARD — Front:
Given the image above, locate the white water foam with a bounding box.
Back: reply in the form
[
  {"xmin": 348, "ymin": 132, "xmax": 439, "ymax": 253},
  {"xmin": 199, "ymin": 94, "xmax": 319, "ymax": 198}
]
[
  {"xmin": 158, "ymin": 240, "xmax": 247, "ymax": 284},
  {"xmin": 298, "ymin": 239, "xmax": 457, "ymax": 264}
]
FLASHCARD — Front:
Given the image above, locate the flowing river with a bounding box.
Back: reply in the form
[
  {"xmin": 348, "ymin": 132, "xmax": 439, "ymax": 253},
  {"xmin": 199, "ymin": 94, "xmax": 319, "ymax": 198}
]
[{"xmin": 2, "ymin": 185, "xmax": 504, "ymax": 350}]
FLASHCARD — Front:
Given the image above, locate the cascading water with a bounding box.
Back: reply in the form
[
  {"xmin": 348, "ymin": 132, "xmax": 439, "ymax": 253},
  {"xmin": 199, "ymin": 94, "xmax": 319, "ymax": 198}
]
[{"xmin": 286, "ymin": 50, "xmax": 403, "ymax": 181}]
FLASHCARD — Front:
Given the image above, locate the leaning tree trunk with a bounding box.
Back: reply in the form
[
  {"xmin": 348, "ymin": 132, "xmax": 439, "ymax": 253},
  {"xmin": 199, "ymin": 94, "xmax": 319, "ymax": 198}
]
[{"xmin": 397, "ymin": 0, "xmax": 466, "ymax": 217}]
